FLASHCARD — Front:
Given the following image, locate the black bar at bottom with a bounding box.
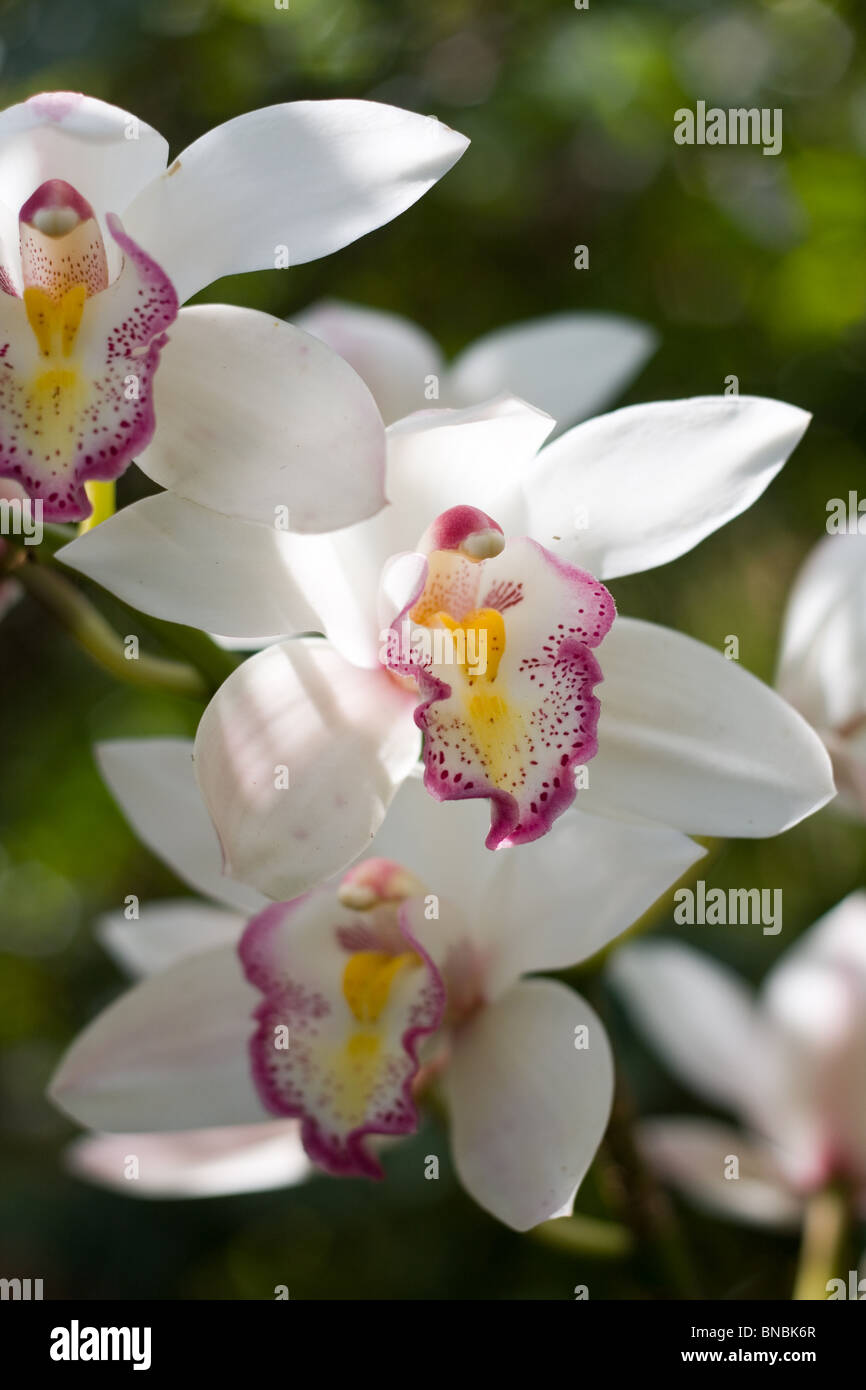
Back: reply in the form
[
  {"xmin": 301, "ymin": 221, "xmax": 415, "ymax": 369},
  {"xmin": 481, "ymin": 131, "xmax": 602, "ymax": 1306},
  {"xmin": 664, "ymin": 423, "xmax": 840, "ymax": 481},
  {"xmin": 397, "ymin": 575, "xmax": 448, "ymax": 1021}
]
[{"xmin": 0, "ymin": 1298, "xmax": 859, "ymax": 1375}]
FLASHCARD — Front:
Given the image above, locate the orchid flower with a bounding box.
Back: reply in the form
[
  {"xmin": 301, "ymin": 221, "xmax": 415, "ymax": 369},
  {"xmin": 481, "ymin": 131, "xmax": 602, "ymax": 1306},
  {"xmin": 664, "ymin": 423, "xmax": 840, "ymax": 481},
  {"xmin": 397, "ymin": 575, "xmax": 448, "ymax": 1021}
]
[
  {"xmin": 63, "ymin": 394, "xmax": 834, "ymax": 897},
  {"xmin": 0, "ymin": 90, "xmax": 466, "ymax": 524},
  {"xmin": 776, "ymin": 532, "xmax": 866, "ymax": 820},
  {"xmin": 293, "ymin": 297, "xmax": 657, "ymax": 428},
  {"xmin": 50, "ymin": 736, "xmax": 706, "ymax": 1229},
  {"xmin": 609, "ymin": 894, "xmax": 866, "ymax": 1231}
]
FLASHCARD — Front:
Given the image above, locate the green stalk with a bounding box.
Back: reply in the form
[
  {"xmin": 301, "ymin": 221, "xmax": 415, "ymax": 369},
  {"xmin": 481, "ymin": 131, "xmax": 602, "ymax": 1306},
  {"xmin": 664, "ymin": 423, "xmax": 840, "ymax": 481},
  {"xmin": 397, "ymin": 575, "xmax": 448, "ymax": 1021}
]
[
  {"xmin": 130, "ymin": 610, "xmax": 241, "ymax": 689},
  {"xmin": 16, "ymin": 562, "xmax": 209, "ymax": 700},
  {"xmin": 28, "ymin": 531, "xmax": 242, "ymax": 690},
  {"xmin": 792, "ymin": 1187, "xmax": 849, "ymax": 1302},
  {"xmin": 531, "ymin": 1213, "xmax": 633, "ymax": 1260}
]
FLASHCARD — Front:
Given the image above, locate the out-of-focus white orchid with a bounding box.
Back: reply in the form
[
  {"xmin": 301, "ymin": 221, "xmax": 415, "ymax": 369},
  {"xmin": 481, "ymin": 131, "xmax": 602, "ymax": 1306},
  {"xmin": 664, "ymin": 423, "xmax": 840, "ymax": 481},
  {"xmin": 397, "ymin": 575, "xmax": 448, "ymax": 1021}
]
[
  {"xmin": 69, "ymin": 1124, "xmax": 312, "ymax": 1202},
  {"xmin": 609, "ymin": 893, "xmax": 866, "ymax": 1231},
  {"xmin": 51, "ymin": 736, "xmax": 706, "ymax": 1229},
  {"xmin": 65, "ymin": 394, "xmax": 834, "ymax": 897},
  {"xmin": 293, "ymin": 297, "xmax": 657, "ymax": 428},
  {"xmin": 0, "ymin": 90, "xmax": 467, "ymax": 524},
  {"xmin": 776, "ymin": 532, "xmax": 866, "ymax": 819}
]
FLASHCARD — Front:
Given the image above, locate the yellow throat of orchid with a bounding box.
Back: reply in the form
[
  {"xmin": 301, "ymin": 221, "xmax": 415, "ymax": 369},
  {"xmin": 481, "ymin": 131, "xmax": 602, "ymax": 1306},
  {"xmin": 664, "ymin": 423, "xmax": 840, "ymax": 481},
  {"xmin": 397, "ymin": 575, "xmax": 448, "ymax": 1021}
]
[
  {"xmin": 427, "ymin": 600, "xmax": 525, "ymax": 786},
  {"xmin": 21, "ymin": 283, "xmax": 90, "ymax": 480},
  {"xmin": 327, "ymin": 949, "xmax": 418, "ymax": 1117},
  {"xmin": 343, "ymin": 949, "xmax": 417, "ymax": 1026},
  {"xmin": 22, "ymin": 273, "xmax": 118, "ymax": 535},
  {"xmin": 23, "ymin": 282, "xmax": 86, "ymax": 359}
]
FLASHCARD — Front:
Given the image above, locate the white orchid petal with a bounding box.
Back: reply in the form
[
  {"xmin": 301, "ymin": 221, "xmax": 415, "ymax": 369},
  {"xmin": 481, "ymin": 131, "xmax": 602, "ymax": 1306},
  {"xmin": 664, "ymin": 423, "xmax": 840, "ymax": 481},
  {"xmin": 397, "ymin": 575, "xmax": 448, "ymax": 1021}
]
[
  {"xmin": 767, "ymin": 891, "xmax": 866, "ymax": 990},
  {"xmin": 49, "ymin": 946, "xmax": 267, "ymax": 1132},
  {"xmin": 367, "ymin": 772, "xmax": 498, "ymax": 924},
  {"xmin": 60, "ymin": 494, "xmax": 325, "ymax": 638},
  {"xmin": 761, "ymin": 893, "xmax": 866, "ymax": 1180},
  {"xmin": 608, "ymin": 940, "xmax": 765, "ymax": 1111},
  {"xmin": 480, "ymin": 813, "xmax": 705, "ymax": 995},
  {"xmin": 369, "ymin": 778, "xmax": 702, "ymax": 989},
  {"xmin": 62, "ymin": 489, "xmax": 393, "ymax": 666},
  {"xmin": 294, "ymin": 298, "xmax": 444, "ymax": 425},
  {"xmin": 583, "ymin": 618, "xmax": 835, "ymax": 836},
  {"xmin": 449, "ymin": 313, "xmax": 657, "ymax": 430},
  {"xmin": 776, "ymin": 532, "xmax": 866, "ymax": 731},
  {"xmin": 136, "ymin": 306, "xmax": 385, "ymax": 532},
  {"xmin": 124, "ymin": 101, "xmax": 468, "ymax": 303},
  {"xmin": 98, "ymin": 900, "xmax": 247, "ymax": 978},
  {"xmin": 67, "ymin": 1121, "xmax": 310, "ymax": 1199},
  {"xmin": 638, "ymin": 1118, "xmax": 802, "ymax": 1231},
  {"xmin": 526, "ymin": 396, "xmax": 810, "ymax": 579},
  {"xmin": 239, "ymin": 398, "xmax": 557, "ymax": 653},
  {"xmin": 96, "ymin": 739, "xmax": 265, "ymax": 916},
  {"xmin": 445, "ymin": 979, "xmax": 614, "ymax": 1231},
  {"xmin": 378, "ymin": 552, "xmax": 431, "ymax": 641},
  {"xmin": 385, "ymin": 396, "xmax": 553, "ymax": 542},
  {"xmin": 194, "ymin": 640, "xmax": 421, "ymax": 901},
  {"xmin": 0, "ymin": 93, "xmax": 167, "ymax": 283}
]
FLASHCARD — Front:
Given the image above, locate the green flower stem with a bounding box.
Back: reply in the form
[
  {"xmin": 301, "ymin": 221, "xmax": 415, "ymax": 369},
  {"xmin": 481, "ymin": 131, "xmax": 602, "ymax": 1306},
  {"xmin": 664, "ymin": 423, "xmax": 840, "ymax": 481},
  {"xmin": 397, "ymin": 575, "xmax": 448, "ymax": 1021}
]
[
  {"xmin": 792, "ymin": 1187, "xmax": 849, "ymax": 1302},
  {"xmin": 128, "ymin": 609, "xmax": 241, "ymax": 690},
  {"xmin": 16, "ymin": 561, "xmax": 210, "ymax": 700},
  {"xmin": 4, "ymin": 525, "xmax": 242, "ymax": 694},
  {"xmin": 40, "ymin": 537, "xmax": 242, "ymax": 690},
  {"xmin": 531, "ymin": 1213, "xmax": 633, "ymax": 1260},
  {"xmin": 45, "ymin": 555, "xmax": 242, "ymax": 689}
]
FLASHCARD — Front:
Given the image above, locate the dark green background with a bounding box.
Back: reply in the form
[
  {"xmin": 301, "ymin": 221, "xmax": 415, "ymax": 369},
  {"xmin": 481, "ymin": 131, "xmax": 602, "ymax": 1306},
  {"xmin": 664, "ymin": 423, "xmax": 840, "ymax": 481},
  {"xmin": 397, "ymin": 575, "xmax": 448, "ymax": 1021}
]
[{"xmin": 1, "ymin": 0, "xmax": 865, "ymax": 1299}]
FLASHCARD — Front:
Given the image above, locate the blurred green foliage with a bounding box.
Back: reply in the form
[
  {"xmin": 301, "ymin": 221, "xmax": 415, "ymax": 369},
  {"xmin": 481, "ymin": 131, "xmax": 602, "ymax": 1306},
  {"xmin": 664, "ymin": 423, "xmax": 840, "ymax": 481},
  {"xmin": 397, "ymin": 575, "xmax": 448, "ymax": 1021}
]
[{"xmin": 1, "ymin": 0, "xmax": 865, "ymax": 1299}]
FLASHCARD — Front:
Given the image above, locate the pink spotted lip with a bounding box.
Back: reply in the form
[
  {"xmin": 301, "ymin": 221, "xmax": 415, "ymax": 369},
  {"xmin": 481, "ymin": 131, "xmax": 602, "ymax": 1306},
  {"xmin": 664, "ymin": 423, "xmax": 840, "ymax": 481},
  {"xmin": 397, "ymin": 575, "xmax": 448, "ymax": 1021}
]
[
  {"xmin": 0, "ymin": 209, "xmax": 178, "ymax": 520},
  {"xmin": 238, "ymin": 890, "xmax": 446, "ymax": 1180},
  {"xmin": 382, "ymin": 507, "xmax": 616, "ymax": 849}
]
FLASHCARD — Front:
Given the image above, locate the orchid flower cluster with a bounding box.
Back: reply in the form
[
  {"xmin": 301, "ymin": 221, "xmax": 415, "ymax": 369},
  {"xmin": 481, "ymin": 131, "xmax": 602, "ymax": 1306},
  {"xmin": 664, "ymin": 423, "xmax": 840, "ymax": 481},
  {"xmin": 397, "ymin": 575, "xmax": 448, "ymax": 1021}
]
[{"xmin": 1, "ymin": 91, "xmax": 862, "ymax": 1278}]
